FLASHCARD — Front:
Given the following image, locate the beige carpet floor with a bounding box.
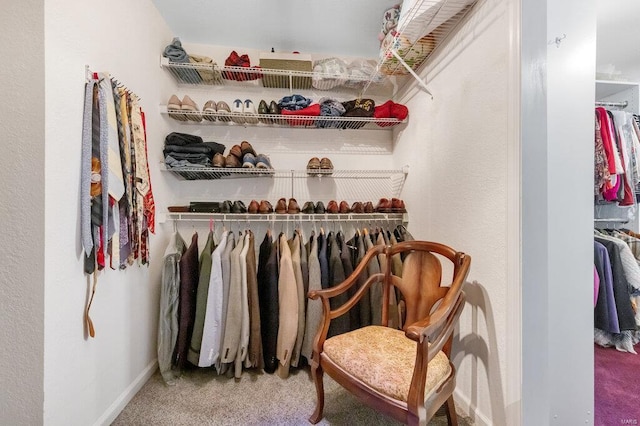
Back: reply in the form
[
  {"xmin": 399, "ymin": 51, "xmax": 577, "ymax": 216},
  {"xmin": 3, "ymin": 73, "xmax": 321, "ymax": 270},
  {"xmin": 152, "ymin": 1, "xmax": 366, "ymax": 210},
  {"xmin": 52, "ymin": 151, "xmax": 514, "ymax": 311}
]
[{"xmin": 113, "ymin": 365, "xmax": 473, "ymax": 425}]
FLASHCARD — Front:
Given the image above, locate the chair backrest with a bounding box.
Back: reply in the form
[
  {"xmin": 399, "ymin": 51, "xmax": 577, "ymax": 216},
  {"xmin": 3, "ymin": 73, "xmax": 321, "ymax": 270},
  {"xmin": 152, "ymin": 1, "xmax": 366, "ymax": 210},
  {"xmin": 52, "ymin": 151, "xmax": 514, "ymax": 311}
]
[{"xmin": 382, "ymin": 241, "xmax": 470, "ymax": 332}]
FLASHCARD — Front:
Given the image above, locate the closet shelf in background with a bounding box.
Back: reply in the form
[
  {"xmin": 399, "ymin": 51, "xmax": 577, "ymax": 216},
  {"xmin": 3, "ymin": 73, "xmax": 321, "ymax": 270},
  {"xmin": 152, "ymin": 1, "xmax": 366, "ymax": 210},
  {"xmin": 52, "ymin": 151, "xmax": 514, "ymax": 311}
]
[
  {"xmin": 160, "ymin": 57, "xmax": 390, "ymax": 94},
  {"xmin": 363, "ymin": 0, "xmax": 477, "ymax": 97},
  {"xmin": 160, "ymin": 165, "xmax": 408, "ymax": 182},
  {"xmin": 159, "ymin": 106, "xmax": 405, "ymax": 130}
]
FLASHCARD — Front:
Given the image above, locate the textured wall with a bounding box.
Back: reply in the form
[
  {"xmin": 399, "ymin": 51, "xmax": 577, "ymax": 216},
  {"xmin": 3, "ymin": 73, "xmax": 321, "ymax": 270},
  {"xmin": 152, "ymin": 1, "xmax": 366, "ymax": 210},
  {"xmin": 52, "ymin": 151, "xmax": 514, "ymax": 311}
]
[
  {"xmin": 0, "ymin": 0, "xmax": 45, "ymax": 424},
  {"xmin": 43, "ymin": 0, "xmax": 173, "ymax": 424}
]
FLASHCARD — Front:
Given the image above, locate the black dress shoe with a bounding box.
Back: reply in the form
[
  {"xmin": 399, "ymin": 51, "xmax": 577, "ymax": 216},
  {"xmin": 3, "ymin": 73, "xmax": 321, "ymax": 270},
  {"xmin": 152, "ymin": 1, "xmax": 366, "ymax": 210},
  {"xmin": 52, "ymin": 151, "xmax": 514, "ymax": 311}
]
[
  {"xmin": 258, "ymin": 100, "xmax": 269, "ymax": 114},
  {"xmin": 302, "ymin": 201, "xmax": 315, "ymax": 214},
  {"xmin": 269, "ymin": 100, "xmax": 280, "ymax": 114},
  {"xmin": 232, "ymin": 200, "xmax": 247, "ymax": 213},
  {"xmin": 315, "ymin": 201, "xmax": 326, "ymax": 214},
  {"xmin": 221, "ymin": 200, "xmax": 232, "ymax": 213}
]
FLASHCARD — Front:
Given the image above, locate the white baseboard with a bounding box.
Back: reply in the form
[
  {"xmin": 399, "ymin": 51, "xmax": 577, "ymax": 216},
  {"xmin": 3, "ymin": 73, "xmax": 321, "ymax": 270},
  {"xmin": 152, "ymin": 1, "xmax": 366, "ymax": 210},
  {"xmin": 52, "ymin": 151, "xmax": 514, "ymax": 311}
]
[
  {"xmin": 94, "ymin": 359, "xmax": 158, "ymax": 426},
  {"xmin": 454, "ymin": 388, "xmax": 493, "ymax": 426}
]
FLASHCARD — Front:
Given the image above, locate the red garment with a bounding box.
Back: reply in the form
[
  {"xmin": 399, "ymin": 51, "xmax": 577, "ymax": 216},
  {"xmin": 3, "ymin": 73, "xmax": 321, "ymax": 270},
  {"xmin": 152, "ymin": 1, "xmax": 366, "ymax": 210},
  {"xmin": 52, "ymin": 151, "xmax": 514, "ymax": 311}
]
[{"xmin": 596, "ymin": 108, "xmax": 617, "ymax": 174}]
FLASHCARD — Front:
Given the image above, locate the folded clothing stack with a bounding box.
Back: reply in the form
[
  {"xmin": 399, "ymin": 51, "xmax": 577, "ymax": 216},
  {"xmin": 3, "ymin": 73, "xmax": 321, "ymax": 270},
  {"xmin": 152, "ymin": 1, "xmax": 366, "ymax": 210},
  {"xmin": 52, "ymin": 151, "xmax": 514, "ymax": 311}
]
[
  {"xmin": 223, "ymin": 51, "xmax": 262, "ymax": 81},
  {"xmin": 163, "ymin": 37, "xmax": 202, "ymax": 84},
  {"xmin": 163, "ymin": 132, "xmax": 225, "ymax": 169},
  {"xmin": 279, "ymin": 94, "xmax": 319, "ymax": 126}
]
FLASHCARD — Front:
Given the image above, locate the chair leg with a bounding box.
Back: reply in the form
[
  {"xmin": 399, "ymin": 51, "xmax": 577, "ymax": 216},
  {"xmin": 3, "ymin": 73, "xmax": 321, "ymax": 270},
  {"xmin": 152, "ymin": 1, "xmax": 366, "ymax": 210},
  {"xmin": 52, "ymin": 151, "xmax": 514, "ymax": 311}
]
[
  {"xmin": 445, "ymin": 395, "xmax": 458, "ymax": 426},
  {"xmin": 309, "ymin": 359, "xmax": 325, "ymax": 424}
]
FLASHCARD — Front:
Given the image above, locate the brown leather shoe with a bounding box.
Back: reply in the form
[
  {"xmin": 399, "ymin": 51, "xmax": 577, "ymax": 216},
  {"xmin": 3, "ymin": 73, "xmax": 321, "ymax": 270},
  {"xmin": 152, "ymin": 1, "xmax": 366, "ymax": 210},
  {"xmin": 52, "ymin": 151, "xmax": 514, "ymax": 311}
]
[
  {"xmin": 307, "ymin": 157, "xmax": 321, "ymax": 170},
  {"xmin": 339, "ymin": 201, "xmax": 350, "ymax": 214},
  {"xmin": 288, "ymin": 198, "xmax": 300, "ymax": 214},
  {"xmin": 275, "ymin": 198, "xmax": 287, "ymax": 214},
  {"xmin": 375, "ymin": 198, "xmax": 392, "ymax": 212},
  {"xmin": 315, "ymin": 201, "xmax": 326, "ymax": 214},
  {"xmin": 351, "ymin": 201, "xmax": 364, "ymax": 213},
  {"xmin": 302, "ymin": 201, "xmax": 315, "ymax": 214},
  {"xmin": 326, "ymin": 200, "xmax": 339, "ymax": 214},
  {"xmin": 248, "ymin": 200, "xmax": 259, "ymax": 214},
  {"xmin": 213, "ymin": 152, "xmax": 226, "ymax": 167},
  {"xmin": 363, "ymin": 201, "xmax": 374, "ymax": 213},
  {"xmin": 259, "ymin": 200, "xmax": 273, "ymax": 214},
  {"xmin": 230, "ymin": 144, "xmax": 243, "ymax": 159},
  {"xmin": 241, "ymin": 140, "xmax": 256, "ymax": 156},
  {"xmin": 320, "ymin": 157, "xmax": 333, "ymax": 170},
  {"xmin": 226, "ymin": 154, "xmax": 241, "ymax": 168},
  {"xmin": 391, "ymin": 198, "xmax": 406, "ymax": 213}
]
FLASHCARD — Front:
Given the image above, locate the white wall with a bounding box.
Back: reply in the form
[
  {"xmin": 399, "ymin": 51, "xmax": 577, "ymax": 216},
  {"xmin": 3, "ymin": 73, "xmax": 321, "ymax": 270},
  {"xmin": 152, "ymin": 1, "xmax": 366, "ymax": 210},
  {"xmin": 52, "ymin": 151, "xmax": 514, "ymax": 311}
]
[
  {"xmin": 0, "ymin": 0, "xmax": 45, "ymax": 424},
  {"xmin": 394, "ymin": 0, "xmax": 513, "ymax": 424},
  {"xmin": 43, "ymin": 0, "xmax": 174, "ymax": 424}
]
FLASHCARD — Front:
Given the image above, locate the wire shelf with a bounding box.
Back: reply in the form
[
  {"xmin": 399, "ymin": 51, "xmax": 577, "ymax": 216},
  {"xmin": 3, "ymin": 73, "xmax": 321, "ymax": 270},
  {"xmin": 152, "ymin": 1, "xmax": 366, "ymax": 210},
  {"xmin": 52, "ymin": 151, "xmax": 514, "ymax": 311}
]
[
  {"xmin": 161, "ymin": 106, "xmax": 404, "ymax": 130},
  {"xmin": 160, "ymin": 57, "xmax": 386, "ymax": 91},
  {"xmin": 166, "ymin": 211, "xmax": 407, "ymax": 223}
]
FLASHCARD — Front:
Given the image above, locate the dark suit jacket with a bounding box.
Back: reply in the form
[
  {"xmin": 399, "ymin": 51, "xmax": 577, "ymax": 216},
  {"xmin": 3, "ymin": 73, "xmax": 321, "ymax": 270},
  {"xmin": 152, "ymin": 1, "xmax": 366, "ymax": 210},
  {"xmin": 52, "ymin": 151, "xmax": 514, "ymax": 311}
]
[
  {"xmin": 175, "ymin": 232, "xmax": 199, "ymax": 370},
  {"xmin": 338, "ymin": 232, "xmax": 359, "ymax": 330},
  {"xmin": 327, "ymin": 233, "xmax": 349, "ymax": 337},
  {"xmin": 259, "ymin": 234, "xmax": 279, "ymax": 373}
]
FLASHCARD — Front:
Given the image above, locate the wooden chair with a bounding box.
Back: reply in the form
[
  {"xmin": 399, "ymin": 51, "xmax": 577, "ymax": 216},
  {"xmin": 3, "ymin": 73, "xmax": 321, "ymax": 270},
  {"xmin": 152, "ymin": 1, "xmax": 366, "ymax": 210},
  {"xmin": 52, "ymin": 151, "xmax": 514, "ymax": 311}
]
[{"xmin": 308, "ymin": 240, "xmax": 471, "ymax": 425}]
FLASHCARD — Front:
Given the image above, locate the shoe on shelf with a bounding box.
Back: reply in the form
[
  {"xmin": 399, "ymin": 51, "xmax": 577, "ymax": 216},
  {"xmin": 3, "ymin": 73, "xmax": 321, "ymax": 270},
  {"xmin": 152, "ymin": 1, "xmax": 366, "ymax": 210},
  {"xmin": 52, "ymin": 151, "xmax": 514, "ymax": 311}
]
[
  {"xmin": 302, "ymin": 201, "xmax": 315, "ymax": 214},
  {"xmin": 259, "ymin": 200, "xmax": 273, "ymax": 214},
  {"xmin": 232, "ymin": 200, "xmax": 247, "ymax": 213},
  {"xmin": 315, "ymin": 201, "xmax": 326, "ymax": 214},
  {"xmin": 275, "ymin": 198, "xmax": 287, "ymax": 214},
  {"xmin": 242, "ymin": 153, "xmax": 257, "ymax": 168},
  {"xmin": 241, "ymin": 140, "xmax": 256, "ymax": 156},
  {"xmin": 269, "ymin": 100, "xmax": 281, "ymax": 125},
  {"xmin": 231, "ymin": 98, "xmax": 245, "ymax": 124},
  {"xmin": 363, "ymin": 201, "xmax": 375, "ymax": 213},
  {"xmin": 248, "ymin": 200, "xmax": 259, "ymax": 214},
  {"xmin": 244, "ymin": 99, "xmax": 259, "ymax": 124},
  {"xmin": 216, "ymin": 101, "xmax": 232, "ymax": 122},
  {"xmin": 255, "ymin": 154, "xmax": 273, "ymax": 169},
  {"xmin": 225, "ymin": 154, "xmax": 241, "ymax": 168},
  {"xmin": 375, "ymin": 198, "xmax": 393, "ymax": 213},
  {"xmin": 391, "ymin": 198, "xmax": 406, "ymax": 213},
  {"xmin": 307, "ymin": 157, "xmax": 321, "ymax": 171},
  {"xmin": 203, "ymin": 100, "xmax": 217, "ymax": 122},
  {"xmin": 221, "ymin": 200, "xmax": 233, "ymax": 213},
  {"xmin": 320, "ymin": 157, "xmax": 334, "ymax": 172},
  {"xmin": 213, "ymin": 152, "xmax": 226, "ymax": 168},
  {"xmin": 230, "ymin": 144, "xmax": 243, "ymax": 159},
  {"xmin": 288, "ymin": 198, "xmax": 301, "ymax": 214},
  {"xmin": 339, "ymin": 201, "xmax": 350, "ymax": 214},
  {"xmin": 351, "ymin": 201, "xmax": 364, "ymax": 213},
  {"xmin": 167, "ymin": 94, "xmax": 187, "ymax": 121},
  {"xmin": 326, "ymin": 200, "xmax": 339, "ymax": 214},
  {"xmin": 181, "ymin": 95, "xmax": 202, "ymax": 122}
]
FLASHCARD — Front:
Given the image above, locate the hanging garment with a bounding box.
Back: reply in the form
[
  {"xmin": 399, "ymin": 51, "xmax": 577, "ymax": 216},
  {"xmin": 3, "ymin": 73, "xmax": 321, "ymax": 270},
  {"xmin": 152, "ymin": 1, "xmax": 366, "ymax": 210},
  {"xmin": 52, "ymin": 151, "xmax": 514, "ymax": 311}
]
[
  {"xmin": 234, "ymin": 232, "xmax": 251, "ymax": 378},
  {"xmin": 187, "ymin": 231, "xmax": 215, "ymax": 366},
  {"xmin": 174, "ymin": 233, "xmax": 199, "ymax": 370},
  {"xmin": 364, "ymin": 231, "xmax": 383, "ymax": 325},
  {"xmin": 610, "ymin": 111, "xmax": 636, "ymax": 206},
  {"xmin": 298, "ymin": 230, "xmax": 309, "ymax": 303},
  {"xmin": 199, "ymin": 230, "xmax": 228, "ymax": 367},
  {"xmin": 318, "ymin": 232, "xmax": 329, "ymax": 290},
  {"xmin": 594, "ymin": 113, "xmax": 612, "ymax": 194},
  {"xmin": 327, "ymin": 232, "xmax": 349, "ymax": 337},
  {"xmin": 593, "ymin": 235, "xmax": 637, "ymax": 331},
  {"xmin": 157, "ymin": 231, "xmax": 186, "ymax": 384},
  {"xmin": 593, "ymin": 240, "xmax": 619, "ymax": 335},
  {"xmin": 220, "ymin": 233, "xmax": 245, "ymax": 366},
  {"xmin": 245, "ymin": 230, "xmax": 264, "ymax": 369},
  {"xmin": 338, "ymin": 232, "xmax": 359, "ymax": 330},
  {"xmin": 259, "ymin": 233, "xmax": 279, "ymax": 374},
  {"xmin": 353, "ymin": 232, "xmax": 372, "ymax": 327},
  {"xmin": 289, "ymin": 232, "xmax": 306, "ymax": 367},
  {"xmin": 301, "ymin": 233, "xmax": 321, "ymax": 362},
  {"xmin": 216, "ymin": 232, "xmax": 235, "ymax": 373},
  {"xmin": 276, "ymin": 233, "xmax": 299, "ymax": 378}
]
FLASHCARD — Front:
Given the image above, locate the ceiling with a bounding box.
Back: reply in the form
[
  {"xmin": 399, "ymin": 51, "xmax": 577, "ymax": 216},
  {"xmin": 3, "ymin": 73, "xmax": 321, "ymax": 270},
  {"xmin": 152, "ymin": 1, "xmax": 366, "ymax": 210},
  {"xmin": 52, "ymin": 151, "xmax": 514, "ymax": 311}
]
[
  {"xmin": 151, "ymin": 0, "xmax": 400, "ymax": 58},
  {"xmin": 596, "ymin": 0, "xmax": 640, "ymax": 81}
]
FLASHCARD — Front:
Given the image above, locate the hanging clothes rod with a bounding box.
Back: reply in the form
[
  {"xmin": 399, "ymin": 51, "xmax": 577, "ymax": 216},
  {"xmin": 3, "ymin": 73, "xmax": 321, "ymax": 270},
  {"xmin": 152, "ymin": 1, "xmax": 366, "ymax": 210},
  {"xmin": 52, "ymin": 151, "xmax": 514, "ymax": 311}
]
[
  {"xmin": 595, "ymin": 100, "xmax": 628, "ymax": 109},
  {"xmin": 594, "ymin": 218, "xmax": 629, "ymax": 223}
]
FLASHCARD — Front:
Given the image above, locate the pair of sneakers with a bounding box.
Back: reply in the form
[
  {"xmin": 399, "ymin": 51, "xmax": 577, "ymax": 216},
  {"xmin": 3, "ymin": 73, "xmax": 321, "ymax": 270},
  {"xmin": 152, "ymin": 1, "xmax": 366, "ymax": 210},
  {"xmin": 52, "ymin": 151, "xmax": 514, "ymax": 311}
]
[
  {"xmin": 202, "ymin": 100, "xmax": 231, "ymax": 122},
  {"xmin": 231, "ymin": 99, "xmax": 258, "ymax": 124},
  {"xmin": 167, "ymin": 95, "xmax": 201, "ymax": 122}
]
